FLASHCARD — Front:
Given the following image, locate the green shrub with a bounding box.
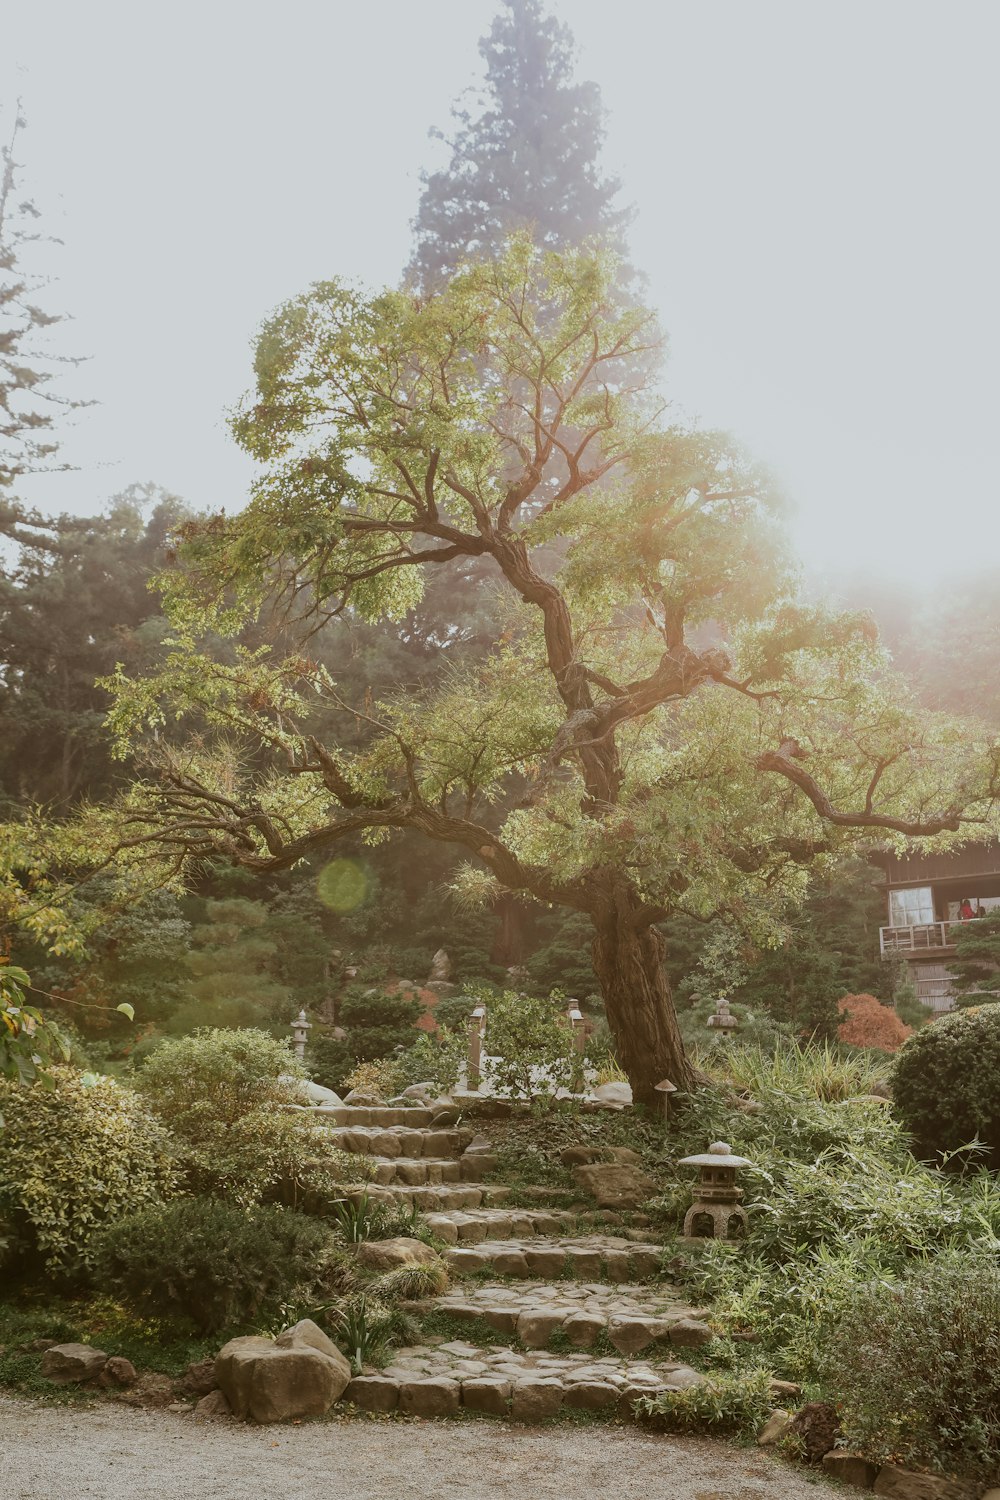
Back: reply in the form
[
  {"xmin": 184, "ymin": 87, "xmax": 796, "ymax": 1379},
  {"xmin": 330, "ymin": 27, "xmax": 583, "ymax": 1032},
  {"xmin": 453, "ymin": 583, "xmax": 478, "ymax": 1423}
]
[
  {"xmin": 393, "ymin": 1026, "xmax": 468, "ymax": 1095},
  {"xmin": 134, "ymin": 1027, "xmax": 356, "ymax": 1205},
  {"xmin": 634, "ymin": 1368, "xmax": 773, "ymax": 1434},
  {"xmin": 92, "ymin": 1197, "xmax": 337, "ymax": 1333},
  {"xmin": 892, "ymin": 1005, "xmax": 1000, "ymax": 1165},
  {"xmin": 822, "ymin": 1257, "xmax": 1000, "ymax": 1485},
  {"xmin": 482, "ymin": 988, "xmax": 578, "ymax": 1099},
  {"xmin": 0, "ymin": 1069, "xmax": 176, "ymax": 1277}
]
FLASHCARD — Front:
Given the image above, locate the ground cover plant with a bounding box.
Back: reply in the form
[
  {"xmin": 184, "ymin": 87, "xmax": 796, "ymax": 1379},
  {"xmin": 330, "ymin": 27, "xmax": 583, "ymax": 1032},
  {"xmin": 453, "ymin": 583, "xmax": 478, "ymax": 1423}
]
[{"xmin": 644, "ymin": 1039, "xmax": 1000, "ymax": 1485}]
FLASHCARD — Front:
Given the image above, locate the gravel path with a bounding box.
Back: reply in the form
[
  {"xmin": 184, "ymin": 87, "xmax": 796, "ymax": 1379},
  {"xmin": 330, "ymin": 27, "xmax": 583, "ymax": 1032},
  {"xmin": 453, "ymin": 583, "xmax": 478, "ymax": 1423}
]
[{"xmin": 1, "ymin": 1397, "xmax": 835, "ymax": 1500}]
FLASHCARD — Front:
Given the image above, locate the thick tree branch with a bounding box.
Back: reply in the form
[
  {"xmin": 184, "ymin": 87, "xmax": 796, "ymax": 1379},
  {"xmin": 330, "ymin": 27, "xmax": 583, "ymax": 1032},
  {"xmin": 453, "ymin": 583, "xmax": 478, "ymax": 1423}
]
[{"xmin": 758, "ymin": 740, "xmax": 963, "ymax": 835}]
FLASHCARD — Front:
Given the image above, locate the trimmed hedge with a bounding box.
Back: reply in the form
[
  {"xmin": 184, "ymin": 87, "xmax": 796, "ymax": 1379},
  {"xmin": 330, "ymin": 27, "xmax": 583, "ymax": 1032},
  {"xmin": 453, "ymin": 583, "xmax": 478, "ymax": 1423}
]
[{"xmin": 892, "ymin": 1004, "xmax": 1000, "ymax": 1165}]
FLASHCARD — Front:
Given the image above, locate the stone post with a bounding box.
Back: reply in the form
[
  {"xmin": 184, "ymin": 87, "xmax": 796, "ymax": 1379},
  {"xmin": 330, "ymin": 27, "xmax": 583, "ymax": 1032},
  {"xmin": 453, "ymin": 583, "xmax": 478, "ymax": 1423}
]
[
  {"xmin": 290, "ymin": 1008, "xmax": 312, "ymax": 1061},
  {"xmin": 467, "ymin": 1001, "xmax": 486, "ymax": 1091}
]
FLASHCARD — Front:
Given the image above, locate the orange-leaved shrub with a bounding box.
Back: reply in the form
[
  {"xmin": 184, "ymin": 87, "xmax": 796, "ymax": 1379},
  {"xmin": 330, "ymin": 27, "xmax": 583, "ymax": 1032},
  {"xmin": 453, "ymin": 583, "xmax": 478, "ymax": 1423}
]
[{"xmin": 837, "ymin": 993, "xmax": 912, "ymax": 1052}]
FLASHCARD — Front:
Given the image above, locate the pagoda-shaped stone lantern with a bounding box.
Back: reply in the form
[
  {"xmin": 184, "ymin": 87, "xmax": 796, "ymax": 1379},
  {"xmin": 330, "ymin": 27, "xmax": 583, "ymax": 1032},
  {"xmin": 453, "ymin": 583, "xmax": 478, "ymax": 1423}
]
[
  {"xmin": 707, "ymin": 997, "xmax": 738, "ymax": 1038},
  {"xmin": 290, "ymin": 1008, "xmax": 312, "ymax": 1061},
  {"xmin": 679, "ymin": 1140, "xmax": 751, "ymax": 1240}
]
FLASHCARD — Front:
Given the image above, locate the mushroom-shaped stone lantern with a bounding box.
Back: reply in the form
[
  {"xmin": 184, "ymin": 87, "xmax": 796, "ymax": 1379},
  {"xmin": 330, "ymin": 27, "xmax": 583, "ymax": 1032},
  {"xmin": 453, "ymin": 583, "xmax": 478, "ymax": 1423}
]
[
  {"xmin": 290, "ymin": 1008, "xmax": 312, "ymax": 1061},
  {"xmin": 679, "ymin": 1140, "xmax": 751, "ymax": 1240},
  {"xmin": 654, "ymin": 1077, "xmax": 677, "ymax": 1122},
  {"xmin": 707, "ymin": 997, "xmax": 739, "ymax": 1038}
]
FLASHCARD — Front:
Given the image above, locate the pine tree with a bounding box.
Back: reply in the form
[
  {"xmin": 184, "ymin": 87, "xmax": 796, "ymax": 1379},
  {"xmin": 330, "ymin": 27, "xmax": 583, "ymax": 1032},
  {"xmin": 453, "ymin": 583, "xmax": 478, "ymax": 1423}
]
[
  {"xmin": 408, "ymin": 0, "xmax": 629, "ymax": 290},
  {"xmin": 0, "ymin": 107, "xmax": 87, "ymax": 538}
]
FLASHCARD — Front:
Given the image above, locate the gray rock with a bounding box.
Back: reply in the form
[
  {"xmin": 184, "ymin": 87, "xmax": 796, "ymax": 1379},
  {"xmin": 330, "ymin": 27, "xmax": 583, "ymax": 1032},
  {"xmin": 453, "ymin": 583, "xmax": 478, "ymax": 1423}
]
[
  {"xmin": 562, "ymin": 1313, "xmax": 604, "ymax": 1348},
  {"xmin": 41, "ymin": 1343, "xmax": 108, "ymax": 1385},
  {"xmin": 873, "ymin": 1468, "xmax": 975, "ymax": 1500},
  {"xmin": 397, "ymin": 1377, "xmax": 461, "ymax": 1417},
  {"xmin": 662, "ymin": 1365, "xmax": 705, "ymax": 1391},
  {"xmin": 515, "ymin": 1310, "xmax": 566, "ymax": 1348},
  {"xmin": 343, "ymin": 1089, "xmax": 384, "ymax": 1106},
  {"xmin": 402, "ymin": 1083, "xmax": 436, "ymax": 1099},
  {"xmin": 757, "ymin": 1409, "xmax": 794, "ymax": 1445},
  {"xmin": 563, "ymin": 1381, "xmax": 618, "ymax": 1411},
  {"xmin": 100, "ymin": 1356, "xmax": 138, "ymax": 1388},
  {"xmin": 461, "ymin": 1378, "xmax": 511, "ymax": 1415},
  {"xmin": 355, "ymin": 1236, "xmax": 440, "ymax": 1271},
  {"xmin": 666, "ymin": 1316, "xmax": 714, "ymax": 1348},
  {"xmin": 194, "ymin": 1390, "xmax": 232, "ymax": 1419},
  {"xmin": 510, "ymin": 1377, "xmax": 564, "ymax": 1422},
  {"xmin": 182, "ymin": 1357, "xmax": 217, "ymax": 1397},
  {"xmin": 592, "ymin": 1081, "xmax": 633, "ymax": 1107},
  {"xmin": 300, "ymin": 1078, "xmax": 344, "ymax": 1106},
  {"xmin": 821, "ymin": 1451, "xmax": 879, "ymax": 1489},
  {"xmin": 216, "ymin": 1321, "xmax": 351, "ymax": 1424},
  {"xmin": 571, "ymin": 1162, "xmax": 657, "ymax": 1210},
  {"xmin": 345, "ymin": 1375, "xmax": 399, "ymax": 1412}
]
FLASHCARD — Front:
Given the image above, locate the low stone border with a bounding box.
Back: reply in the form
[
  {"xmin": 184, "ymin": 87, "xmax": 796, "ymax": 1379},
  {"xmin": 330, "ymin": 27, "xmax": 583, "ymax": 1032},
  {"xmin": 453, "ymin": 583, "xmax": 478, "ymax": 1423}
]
[{"xmin": 345, "ymin": 1343, "xmax": 705, "ymax": 1421}]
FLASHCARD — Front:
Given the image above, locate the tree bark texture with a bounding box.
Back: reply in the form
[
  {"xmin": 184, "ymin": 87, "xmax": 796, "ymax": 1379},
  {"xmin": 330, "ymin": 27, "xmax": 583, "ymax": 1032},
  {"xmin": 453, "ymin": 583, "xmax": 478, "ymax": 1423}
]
[{"xmin": 591, "ymin": 900, "xmax": 696, "ymax": 1109}]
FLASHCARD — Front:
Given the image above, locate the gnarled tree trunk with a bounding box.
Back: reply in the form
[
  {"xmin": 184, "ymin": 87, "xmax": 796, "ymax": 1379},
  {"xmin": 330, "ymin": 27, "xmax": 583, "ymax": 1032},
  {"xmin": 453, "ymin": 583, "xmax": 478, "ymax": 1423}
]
[{"xmin": 591, "ymin": 897, "xmax": 696, "ymax": 1109}]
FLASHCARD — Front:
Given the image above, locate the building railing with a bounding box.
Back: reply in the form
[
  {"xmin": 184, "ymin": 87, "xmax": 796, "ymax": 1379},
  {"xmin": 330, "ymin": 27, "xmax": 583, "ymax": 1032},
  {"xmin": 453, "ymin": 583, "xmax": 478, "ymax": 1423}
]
[{"xmin": 879, "ymin": 920, "xmax": 964, "ymax": 957}]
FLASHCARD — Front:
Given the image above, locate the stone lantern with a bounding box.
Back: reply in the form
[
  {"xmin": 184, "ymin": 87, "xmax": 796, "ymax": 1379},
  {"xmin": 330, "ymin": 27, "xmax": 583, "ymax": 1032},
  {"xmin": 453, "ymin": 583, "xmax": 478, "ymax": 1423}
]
[
  {"xmin": 679, "ymin": 1140, "xmax": 751, "ymax": 1240},
  {"xmin": 290, "ymin": 1008, "xmax": 312, "ymax": 1061},
  {"xmin": 707, "ymin": 997, "xmax": 738, "ymax": 1037}
]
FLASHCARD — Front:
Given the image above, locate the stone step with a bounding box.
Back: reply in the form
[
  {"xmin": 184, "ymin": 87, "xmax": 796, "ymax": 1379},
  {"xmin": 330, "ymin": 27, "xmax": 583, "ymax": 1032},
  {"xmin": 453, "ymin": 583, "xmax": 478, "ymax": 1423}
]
[
  {"xmin": 326, "ymin": 1125, "xmax": 476, "ymax": 1160},
  {"xmin": 344, "ymin": 1182, "xmax": 510, "ymax": 1213},
  {"xmin": 427, "ymin": 1280, "xmax": 713, "ymax": 1356},
  {"xmin": 444, "ymin": 1234, "xmax": 663, "ymax": 1281},
  {"xmin": 369, "ymin": 1157, "xmax": 462, "ymax": 1187},
  {"xmin": 304, "ymin": 1105, "xmax": 436, "ymax": 1127},
  {"xmin": 424, "ymin": 1208, "xmax": 575, "ymax": 1244},
  {"xmin": 343, "ymin": 1340, "xmax": 707, "ymax": 1421}
]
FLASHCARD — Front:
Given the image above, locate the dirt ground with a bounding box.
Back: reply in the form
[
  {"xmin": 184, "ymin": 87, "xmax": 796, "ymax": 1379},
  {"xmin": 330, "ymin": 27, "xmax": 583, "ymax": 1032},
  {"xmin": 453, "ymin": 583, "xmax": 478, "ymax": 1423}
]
[{"xmin": 1, "ymin": 1396, "xmax": 837, "ymax": 1500}]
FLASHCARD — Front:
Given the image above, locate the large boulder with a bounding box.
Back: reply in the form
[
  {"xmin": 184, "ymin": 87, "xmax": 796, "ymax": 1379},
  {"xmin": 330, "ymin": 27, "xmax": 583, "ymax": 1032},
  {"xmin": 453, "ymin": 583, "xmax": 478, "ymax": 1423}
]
[
  {"xmin": 215, "ymin": 1319, "xmax": 351, "ymax": 1424},
  {"xmin": 355, "ymin": 1237, "xmax": 440, "ymax": 1272},
  {"xmin": 873, "ymin": 1469, "xmax": 975, "ymax": 1500},
  {"xmin": 571, "ymin": 1161, "xmax": 657, "ymax": 1209},
  {"xmin": 41, "ymin": 1343, "xmax": 108, "ymax": 1385}
]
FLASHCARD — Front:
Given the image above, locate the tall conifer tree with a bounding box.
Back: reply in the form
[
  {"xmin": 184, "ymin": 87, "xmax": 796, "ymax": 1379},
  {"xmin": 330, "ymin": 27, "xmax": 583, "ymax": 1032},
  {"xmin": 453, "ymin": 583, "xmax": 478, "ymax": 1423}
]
[{"xmin": 408, "ymin": 0, "xmax": 629, "ymax": 290}]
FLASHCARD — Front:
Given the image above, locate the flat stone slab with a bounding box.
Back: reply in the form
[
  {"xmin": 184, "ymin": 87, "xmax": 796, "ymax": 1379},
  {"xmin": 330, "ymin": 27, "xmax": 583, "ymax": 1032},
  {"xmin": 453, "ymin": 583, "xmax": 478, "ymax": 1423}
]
[
  {"xmin": 444, "ymin": 1235, "xmax": 662, "ymax": 1280},
  {"xmin": 344, "ymin": 1182, "xmax": 509, "ymax": 1212},
  {"xmin": 429, "ymin": 1281, "xmax": 711, "ymax": 1353},
  {"xmin": 325, "ymin": 1125, "xmax": 475, "ymax": 1158},
  {"xmin": 343, "ymin": 1342, "xmax": 705, "ymax": 1422}
]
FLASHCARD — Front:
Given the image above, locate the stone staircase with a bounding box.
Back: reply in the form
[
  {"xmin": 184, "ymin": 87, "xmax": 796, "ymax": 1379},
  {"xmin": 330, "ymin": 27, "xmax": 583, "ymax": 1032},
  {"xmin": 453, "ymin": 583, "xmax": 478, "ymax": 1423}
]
[{"xmin": 322, "ymin": 1103, "xmax": 716, "ymax": 1423}]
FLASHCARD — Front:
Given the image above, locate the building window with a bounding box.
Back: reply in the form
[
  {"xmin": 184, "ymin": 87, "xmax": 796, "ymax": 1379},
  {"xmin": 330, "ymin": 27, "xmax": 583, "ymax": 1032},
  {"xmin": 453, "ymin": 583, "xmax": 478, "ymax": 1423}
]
[{"xmin": 889, "ymin": 886, "xmax": 935, "ymax": 927}]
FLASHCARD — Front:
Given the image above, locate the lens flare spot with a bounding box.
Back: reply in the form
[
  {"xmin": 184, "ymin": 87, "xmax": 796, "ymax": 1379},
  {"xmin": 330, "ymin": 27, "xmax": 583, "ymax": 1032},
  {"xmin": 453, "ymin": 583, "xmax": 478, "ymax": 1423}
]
[{"xmin": 317, "ymin": 858, "xmax": 371, "ymax": 913}]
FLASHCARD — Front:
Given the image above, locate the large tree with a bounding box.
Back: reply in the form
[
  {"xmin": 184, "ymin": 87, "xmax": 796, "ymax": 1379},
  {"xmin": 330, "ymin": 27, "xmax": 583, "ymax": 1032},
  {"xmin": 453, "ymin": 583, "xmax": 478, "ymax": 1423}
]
[
  {"xmin": 408, "ymin": 0, "xmax": 629, "ymax": 291},
  {"xmin": 102, "ymin": 242, "xmax": 998, "ymax": 1104},
  {"xmin": 0, "ymin": 485, "xmax": 185, "ymax": 810},
  {"xmin": 0, "ymin": 107, "xmax": 87, "ymax": 542}
]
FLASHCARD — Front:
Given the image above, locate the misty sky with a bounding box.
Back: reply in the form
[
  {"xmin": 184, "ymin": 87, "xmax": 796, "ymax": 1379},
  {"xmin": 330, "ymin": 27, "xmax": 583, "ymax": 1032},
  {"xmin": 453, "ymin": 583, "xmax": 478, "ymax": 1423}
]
[{"xmin": 3, "ymin": 0, "xmax": 998, "ymax": 585}]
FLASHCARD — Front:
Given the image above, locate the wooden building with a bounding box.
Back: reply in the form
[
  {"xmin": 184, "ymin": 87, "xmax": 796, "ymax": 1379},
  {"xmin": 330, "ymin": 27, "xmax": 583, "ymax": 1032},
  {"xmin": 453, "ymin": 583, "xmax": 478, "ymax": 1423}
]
[{"xmin": 875, "ymin": 842, "xmax": 1000, "ymax": 1010}]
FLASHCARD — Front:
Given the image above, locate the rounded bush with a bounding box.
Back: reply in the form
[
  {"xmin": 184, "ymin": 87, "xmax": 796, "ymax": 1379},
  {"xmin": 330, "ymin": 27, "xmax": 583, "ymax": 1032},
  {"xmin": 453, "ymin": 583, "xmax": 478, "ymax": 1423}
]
[
  {"xmin": 133, "ymin": 1027, "xmax": 355, "ymax": 1205},
  {"xmin": 892, "ymin": 1004, "xmax": 1000, "ymax": 1164},
  {"xmin": 92, "ymin": 1196, "xmax": 338, "ymax": 1332},
  {"xmin": 0, "ymin": 1068, "xmax": 177, "ymax": 1277}
]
